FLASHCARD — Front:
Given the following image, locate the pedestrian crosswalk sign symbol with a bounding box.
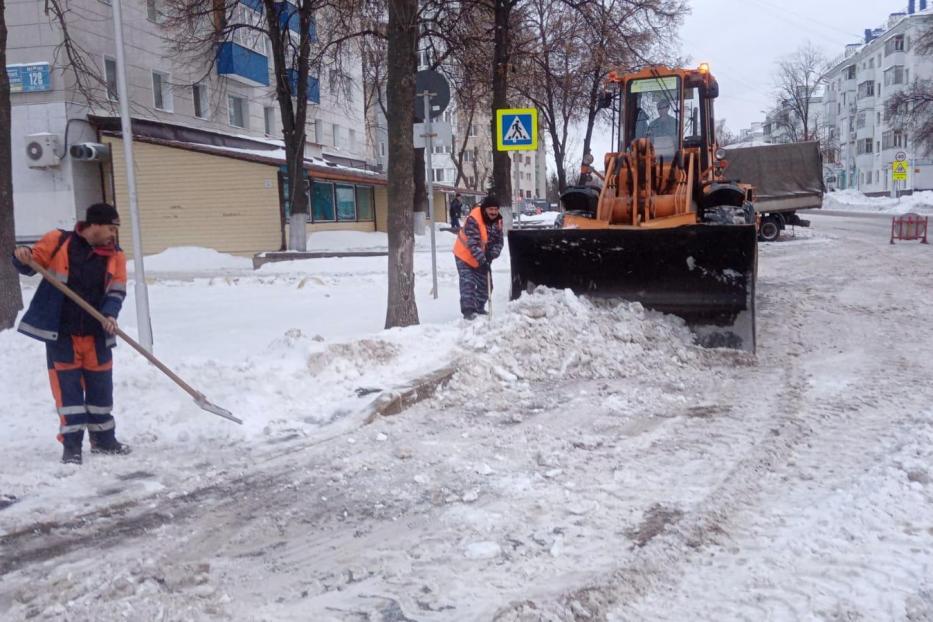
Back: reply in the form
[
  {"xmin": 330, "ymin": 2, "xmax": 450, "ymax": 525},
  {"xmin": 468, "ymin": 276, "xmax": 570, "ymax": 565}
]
[
  {"xmin": 892, "ymin": 160, "xmax": 909, "ymax": 182},
  {"xmin": 496, "ymin": 108, "xmax": 538, "ymax": 151}
]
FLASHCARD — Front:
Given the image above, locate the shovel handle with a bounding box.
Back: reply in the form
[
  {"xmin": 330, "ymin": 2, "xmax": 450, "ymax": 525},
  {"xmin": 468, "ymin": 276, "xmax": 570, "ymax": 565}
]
[{"xmin": 28, "ymin": 260, "xmax": 205, "ymax": 404}]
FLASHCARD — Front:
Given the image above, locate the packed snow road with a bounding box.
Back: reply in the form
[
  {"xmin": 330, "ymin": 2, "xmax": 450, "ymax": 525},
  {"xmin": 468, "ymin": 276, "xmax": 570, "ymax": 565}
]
[{"xmin": 2, "ymin": 213, "xmax": 933, "ymax": 621}]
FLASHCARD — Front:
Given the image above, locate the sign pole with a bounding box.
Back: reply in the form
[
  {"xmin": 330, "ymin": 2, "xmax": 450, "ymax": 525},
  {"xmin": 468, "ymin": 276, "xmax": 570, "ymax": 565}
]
[
  {"xmin": 111, "ymin": 0, "xmax": 154, "ymax": 351},
  {"xmin": 422, "ymin": 90, "xmax": 439, "ymax": 300}
]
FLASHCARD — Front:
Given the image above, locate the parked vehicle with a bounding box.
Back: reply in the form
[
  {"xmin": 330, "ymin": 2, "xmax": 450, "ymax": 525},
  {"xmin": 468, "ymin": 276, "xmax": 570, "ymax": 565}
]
[{"xmin": 724, "ymin": 142, "xmax": 825, "ymax": 242}]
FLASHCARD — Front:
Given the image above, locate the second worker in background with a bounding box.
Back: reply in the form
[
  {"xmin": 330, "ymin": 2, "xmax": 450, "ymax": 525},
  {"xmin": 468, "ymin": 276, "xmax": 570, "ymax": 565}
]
[{"xmin": 452, "ymin": 195, "xmax": 504, "ymax": 320}]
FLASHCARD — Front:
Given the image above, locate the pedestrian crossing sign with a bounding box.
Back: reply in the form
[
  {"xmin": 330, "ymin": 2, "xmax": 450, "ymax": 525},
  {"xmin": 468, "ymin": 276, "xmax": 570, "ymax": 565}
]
[
  {"xmin": 892, "ymin": 160, "xmax": 909, "ymax": 182},
  {"xmin": 496, "ymin": 108, "xmax": 538, "ymax": 151}
]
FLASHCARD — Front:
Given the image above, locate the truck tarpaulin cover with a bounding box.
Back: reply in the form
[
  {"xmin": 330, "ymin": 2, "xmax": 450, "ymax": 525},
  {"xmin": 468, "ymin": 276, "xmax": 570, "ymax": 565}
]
[{"xmin": 724, "ymin": 141, "xmax": 825, "ymax": 201}]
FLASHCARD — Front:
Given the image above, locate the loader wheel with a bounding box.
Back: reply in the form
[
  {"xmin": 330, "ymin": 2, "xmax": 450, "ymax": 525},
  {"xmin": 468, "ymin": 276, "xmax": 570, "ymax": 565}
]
[{"xmin": 758, "ymin": 217, "xmax": 781, "ymax": 242}]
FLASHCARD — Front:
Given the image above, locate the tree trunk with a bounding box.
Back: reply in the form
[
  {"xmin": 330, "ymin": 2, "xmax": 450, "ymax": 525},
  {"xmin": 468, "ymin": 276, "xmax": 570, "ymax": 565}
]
[
  {"xmin": 491, "ymin": 0, "xmax": 512, "ymax": 209},
  {"xmin": 264, "ymin": 0, "xmax": 310, "ymax": 252},
  {"xmin": 384, "ymin": 0, "xmax": 419, "ymax": 329},
  {"xmin": 0, "ymin": 0, "xmax": 24, "ymax": 330}
]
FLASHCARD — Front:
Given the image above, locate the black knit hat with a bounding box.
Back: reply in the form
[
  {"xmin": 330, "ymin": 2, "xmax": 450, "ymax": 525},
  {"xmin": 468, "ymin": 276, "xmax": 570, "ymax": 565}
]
[
  {"xmin": 84, "ymin": 203, "xmax": 120, "ymax": 226},
  {"xmin": 480, "ymin": 195, "xmax": 500, "ymax": 209}
]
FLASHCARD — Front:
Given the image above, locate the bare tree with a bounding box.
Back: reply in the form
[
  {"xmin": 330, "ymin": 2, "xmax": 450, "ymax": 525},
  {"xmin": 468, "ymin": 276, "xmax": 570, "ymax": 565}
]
[
  {"xmin": 384, "ymin": 0, "xmax": 419, "ymax": 328},
  {"xmin": 576, "ymin": 0, "xmax": 685, "ymax": 162},
  {"xmin": 0, "ymin": 0, "xmax": 24, "ymax": 330},
  {"xmin": 886, "ymin": 25, "xmax": 933, "ymax": 157},
  {"xmin": 773, "ymin": 42, "xmax": 827, "ymax": 143}
]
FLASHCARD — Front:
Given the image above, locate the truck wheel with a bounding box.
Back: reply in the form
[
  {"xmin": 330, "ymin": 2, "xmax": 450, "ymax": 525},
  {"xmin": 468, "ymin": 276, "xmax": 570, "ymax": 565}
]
[{"xmin": 759, "ymin": 217, "xmax": 780, "ymax": 242}]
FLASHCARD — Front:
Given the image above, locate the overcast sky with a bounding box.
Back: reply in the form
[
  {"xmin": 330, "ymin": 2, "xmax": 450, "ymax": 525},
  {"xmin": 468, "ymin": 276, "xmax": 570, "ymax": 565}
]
[{"xmin": 681, "ymin": 0, "xmax": 908, "ymax": 132}]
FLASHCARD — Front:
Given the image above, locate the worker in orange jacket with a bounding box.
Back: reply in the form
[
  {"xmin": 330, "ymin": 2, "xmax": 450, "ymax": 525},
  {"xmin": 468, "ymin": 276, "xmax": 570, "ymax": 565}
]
[
  {"xmin": 11, "ymin": 203, "xmax": 131, "ymax": 465},
  {"xmin": 452, "ymin": 195, "xmax": 504, "ymax": 319}
]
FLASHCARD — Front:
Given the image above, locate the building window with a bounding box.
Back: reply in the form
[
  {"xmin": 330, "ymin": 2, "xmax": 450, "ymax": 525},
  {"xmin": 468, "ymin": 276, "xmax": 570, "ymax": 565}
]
[
  {"xmin": 192, "ymin": 84, "xmax": 208, "ymax": 119},
  {"xmin": 332, "ymin": 124, "xmax": 341, "ymax": 148},
  {"xmin": 884, "ymin": 65, "xmax": 904, "ymax": 86},
  {"xmin": 432, "ymin": 168, "xmax": 446, "ymax": 183},
  {"xmin": 856, "ymin": 112, "xmax": 866, "ymax": 129},
  {"xmin": 857, "ymin": 80, "xmax": 874, "ymax": 98},
  {"xmin": 152, "ymin": 71, "xmax": 172, "ymax": 111},
  {"xmin": 885, "ymin": 35, "xmax": 905, "ymax": 56},
  {"xmin": 857, "ymin": 138, "xmax": 873, "ymax": 154},
  {"xmin": 468, "ymin": 124, "xmax": 477, "ymax": 138},
  {"xmin": 379, "ymin": 141, "xmax": 386, "ymax": 156},
  {"xmin": 228, "ymin": 95, "xmax": 247, "ymax": 128},
  {"xmin": 104, "ymin": 57, "xmax": 118, "ymax": 100},
  {"xmin": 335, "ymin": 184, "xmax": 356, "ymax": 220},
  {"xmin": 312, "ymin": 181, "xmax": 336, "ymax": 221},
  {"xmin": 356, "ymin": 186, "xmax": 374, "ymax": 221},
  {"xmin": 844, "ymin": 65, "xmax": 856, "ymax": 80},
  {"xmin": 348, "ymin": 128, "xmax": 357, "ymax": 150},
  {"xmin": 263, "ymin": 106, "xmax": 275, "ymax": 135}
]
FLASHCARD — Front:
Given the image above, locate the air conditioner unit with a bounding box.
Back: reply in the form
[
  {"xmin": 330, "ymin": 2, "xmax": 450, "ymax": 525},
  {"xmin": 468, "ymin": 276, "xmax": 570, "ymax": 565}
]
[{"xmin": 25, "ymin": 133, "xmax": 61, "ymax": 168}]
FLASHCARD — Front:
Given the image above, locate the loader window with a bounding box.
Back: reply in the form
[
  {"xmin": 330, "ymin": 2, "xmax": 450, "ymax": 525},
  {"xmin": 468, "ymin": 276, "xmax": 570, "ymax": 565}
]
[
  {"xmin": 626, "ymin": 76, "xmax": 681, "ymax": 160},
  {"xmin": 683, "ymin": 88, "xmax": 701, "ymax": 142}
]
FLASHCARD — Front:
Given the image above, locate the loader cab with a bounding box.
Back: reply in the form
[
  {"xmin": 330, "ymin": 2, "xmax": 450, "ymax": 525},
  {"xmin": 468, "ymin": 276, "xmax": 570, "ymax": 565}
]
[{"xmin": 621, "ymin": 67, "xmax": 720, "ymax": 173}]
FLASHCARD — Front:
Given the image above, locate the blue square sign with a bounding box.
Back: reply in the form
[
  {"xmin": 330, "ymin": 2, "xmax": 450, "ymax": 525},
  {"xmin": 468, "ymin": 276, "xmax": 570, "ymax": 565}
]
[{"xmin": 496, "ymin": 108, "xmax": 538, "ymax": 151}]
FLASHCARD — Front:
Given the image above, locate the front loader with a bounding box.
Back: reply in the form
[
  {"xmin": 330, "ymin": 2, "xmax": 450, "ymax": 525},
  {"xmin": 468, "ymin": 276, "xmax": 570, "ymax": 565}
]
[{"xmin": 508, "ymin": 64, "xmax": 758, "ymax": 351}]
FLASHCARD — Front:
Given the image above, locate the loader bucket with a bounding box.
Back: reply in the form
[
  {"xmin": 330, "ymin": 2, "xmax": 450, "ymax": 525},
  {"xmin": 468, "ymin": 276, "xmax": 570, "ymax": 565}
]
[{"xmin": 508, "ymin": 225, "xmax": 758, "ymax": 351}]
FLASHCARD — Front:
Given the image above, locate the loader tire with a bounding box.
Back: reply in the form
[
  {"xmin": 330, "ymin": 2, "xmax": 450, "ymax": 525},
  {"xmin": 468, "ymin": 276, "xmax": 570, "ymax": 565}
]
[{"xmin": 759, "ymin": 216, "xmax": 781, "ymax": 242}]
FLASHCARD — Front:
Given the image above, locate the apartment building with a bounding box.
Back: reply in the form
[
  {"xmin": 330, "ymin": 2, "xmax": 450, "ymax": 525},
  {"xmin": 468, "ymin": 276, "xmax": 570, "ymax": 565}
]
[
  {"xmin": 7, "ymin": 0, "xmax": 383, "ymax": 253},
  {"xmin": 821, "ymin": 1, "xmax": 933, "ymax": 193}
]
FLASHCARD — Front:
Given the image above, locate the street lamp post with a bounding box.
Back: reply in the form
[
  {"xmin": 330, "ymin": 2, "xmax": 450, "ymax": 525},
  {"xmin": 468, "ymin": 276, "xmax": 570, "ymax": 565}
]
[{"xmin": 111, "ymin": 0, "xmax": 154, "ymax": 350}]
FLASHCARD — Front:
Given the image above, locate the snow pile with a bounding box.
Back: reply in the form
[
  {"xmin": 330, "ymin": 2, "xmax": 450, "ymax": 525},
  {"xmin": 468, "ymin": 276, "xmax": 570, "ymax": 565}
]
[
  {"xmin": 823, "ymin": 190, "xmax": 933, "ymax": 214},
  {"xmin": 133, "ymin": 246, "xmax": 253, "ymax": 273},
  {"xmin": 453, "ymin": 287, "xmax": 697, "ymax": 391}
]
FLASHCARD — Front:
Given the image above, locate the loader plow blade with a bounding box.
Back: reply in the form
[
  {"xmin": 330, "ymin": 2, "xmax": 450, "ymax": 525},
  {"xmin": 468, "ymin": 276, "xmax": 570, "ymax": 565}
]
[{"xmin": 508, "ymin": 225, "xmax": 758, "ymax": 351}]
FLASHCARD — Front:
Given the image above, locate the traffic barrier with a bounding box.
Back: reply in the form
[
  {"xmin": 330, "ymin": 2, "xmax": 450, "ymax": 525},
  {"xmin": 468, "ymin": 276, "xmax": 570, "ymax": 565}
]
[{"xmin": 890, "ymin": 213, "xmax": 929, "ymax": 244}]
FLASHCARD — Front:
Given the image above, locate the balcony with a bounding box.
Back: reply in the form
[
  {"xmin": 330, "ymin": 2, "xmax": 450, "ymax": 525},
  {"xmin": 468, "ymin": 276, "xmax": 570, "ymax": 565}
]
[
  {"xmin": 287, "ymin": 69, "xmax": 320, "ymax": 104},
  {"xmin": 217, "ymin": 42, "xmax": 270, "ymax": 87}
]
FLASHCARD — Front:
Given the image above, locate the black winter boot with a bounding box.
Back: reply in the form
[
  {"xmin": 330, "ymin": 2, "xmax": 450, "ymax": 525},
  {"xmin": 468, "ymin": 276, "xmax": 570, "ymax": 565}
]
[
  {"xmin": 61, "ymin": 431, "xmax": 83, "ymax": 465},
  {"xmin": 89, "ymin": 430, "xmax": 132, "ymax": 456}
]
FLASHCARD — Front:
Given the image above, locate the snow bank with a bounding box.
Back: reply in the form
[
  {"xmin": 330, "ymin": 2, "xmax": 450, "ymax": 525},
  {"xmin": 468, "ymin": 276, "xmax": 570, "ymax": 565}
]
[
  {"xmin": 306, "ymin": 226, "xmax": 458, "ymax": 253},
  {"xmin": 823, "ymin": 190, "xmax": 933, "ymax": 214},
  {"xmin": 134, "ymin": 247, "xmax": 253, "ymax": 272}
]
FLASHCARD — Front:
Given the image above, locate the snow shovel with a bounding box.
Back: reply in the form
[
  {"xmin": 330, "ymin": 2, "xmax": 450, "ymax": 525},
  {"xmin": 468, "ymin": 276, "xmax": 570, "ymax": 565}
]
[{"xmin": 29, "ymin": 261, "xmax": 241, "ymax": 424}]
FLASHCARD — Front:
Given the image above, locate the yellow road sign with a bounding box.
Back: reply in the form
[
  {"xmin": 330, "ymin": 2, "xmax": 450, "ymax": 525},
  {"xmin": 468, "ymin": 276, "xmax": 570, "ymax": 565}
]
[
  {"xmin": 496, "ymin": 108, "xmax": 537, "ymax": 151},
  {"xmin": 892, "ymin": 160, "xmax": 909, "ymax": 182}
]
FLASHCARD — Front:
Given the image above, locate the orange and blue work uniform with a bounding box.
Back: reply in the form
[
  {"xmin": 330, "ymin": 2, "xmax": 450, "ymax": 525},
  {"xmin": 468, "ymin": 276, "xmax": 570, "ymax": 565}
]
[
  {"xmin": 452, "ymin": 206, "xmax": 503, "ymax": 316},
  {"xmin": 12, "ymin": 229, "xmax": 127, "ymax": 449}
]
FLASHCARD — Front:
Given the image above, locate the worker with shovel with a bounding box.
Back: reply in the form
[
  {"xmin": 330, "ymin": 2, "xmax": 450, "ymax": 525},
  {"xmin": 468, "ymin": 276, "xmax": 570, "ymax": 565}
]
[
  {"xmin": 11, "ymin": 203, "xmax": 131, "ymax": 464},
  {"xmin": 453, "ymin": 195, "xmax": 504, "ymax": 320}
]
